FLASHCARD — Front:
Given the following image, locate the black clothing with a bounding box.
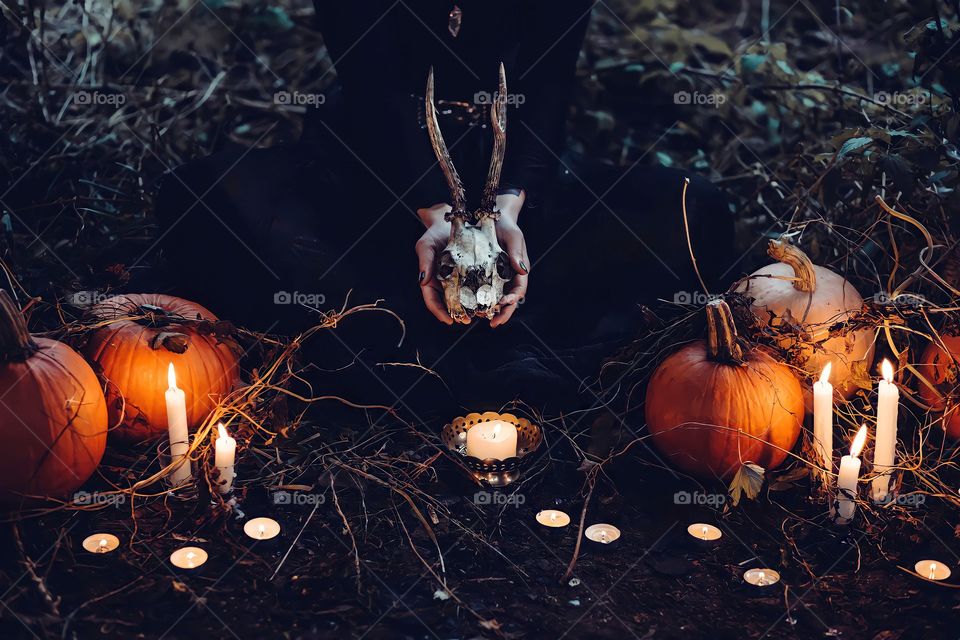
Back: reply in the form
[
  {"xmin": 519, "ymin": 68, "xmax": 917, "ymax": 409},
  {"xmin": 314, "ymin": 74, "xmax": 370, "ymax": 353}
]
[
  {"xmin": 309, "ymin": 0, "xmax": 592, "ymax": 209},
  {"xmin": 154, "ymin": 4, "xmax": 736, "ymax": 411}
]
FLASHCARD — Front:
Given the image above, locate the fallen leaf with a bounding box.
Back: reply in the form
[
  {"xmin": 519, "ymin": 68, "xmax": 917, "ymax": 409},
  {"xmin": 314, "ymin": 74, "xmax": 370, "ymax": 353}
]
[{"xmin": 728, "ymin": 463, "xmax": 765, "ymax": 506}]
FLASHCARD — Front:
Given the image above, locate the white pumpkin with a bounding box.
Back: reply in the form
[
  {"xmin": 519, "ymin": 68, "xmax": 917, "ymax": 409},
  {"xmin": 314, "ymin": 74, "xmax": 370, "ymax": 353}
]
[{"xmin": 735, "ymin": 239, "xmax": 875, "ymax": 409}]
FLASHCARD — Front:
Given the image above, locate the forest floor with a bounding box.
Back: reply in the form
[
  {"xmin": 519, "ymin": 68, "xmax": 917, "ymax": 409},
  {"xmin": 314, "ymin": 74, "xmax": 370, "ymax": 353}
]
[{"xmin": 1, "ymin": 1, "xmax": 960, "ymax": 639}]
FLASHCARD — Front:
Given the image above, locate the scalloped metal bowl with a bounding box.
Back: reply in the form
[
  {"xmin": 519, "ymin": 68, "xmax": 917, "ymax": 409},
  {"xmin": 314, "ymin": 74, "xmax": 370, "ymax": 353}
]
[{"xmin": 441, "ymin": 411, "xmax": 542, "ymax": 487}]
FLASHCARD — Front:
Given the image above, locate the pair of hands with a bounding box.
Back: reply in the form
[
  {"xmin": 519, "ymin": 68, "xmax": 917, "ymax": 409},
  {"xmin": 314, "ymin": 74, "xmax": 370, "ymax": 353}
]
[{"xmin": 415, "ymin": 193, "xmax": 530, "ymax": 328}]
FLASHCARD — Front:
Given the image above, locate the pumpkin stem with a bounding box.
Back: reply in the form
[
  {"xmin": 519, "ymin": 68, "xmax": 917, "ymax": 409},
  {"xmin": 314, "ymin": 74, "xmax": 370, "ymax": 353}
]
[
  {"xmin": 0, "ymin": 290, "xmax": 39, "ymax": 361},
  {"xmin": 705, "ymin": 298, "xmax": 744, "ymax": 364},
  {"xmin": 767, "ymin": 239, "xmax": 816, "ymax": 293}
]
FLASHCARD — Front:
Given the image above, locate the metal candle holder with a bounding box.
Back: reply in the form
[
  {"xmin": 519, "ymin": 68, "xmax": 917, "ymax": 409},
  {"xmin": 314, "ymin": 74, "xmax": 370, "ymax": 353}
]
[{"xmin": 441, "ymin": 411, "xmax": 542, "ymax": 487}]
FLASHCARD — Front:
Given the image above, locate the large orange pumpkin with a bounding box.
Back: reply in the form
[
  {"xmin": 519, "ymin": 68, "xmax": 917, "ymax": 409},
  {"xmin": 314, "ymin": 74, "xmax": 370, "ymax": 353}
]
[
  {"xmin": 735, "ymin": 239, "xmax": 875, "ymax": 410},
  {"xmin": 916, "ymin": 335, "xmax": 960, "ymax": 439},
  {"xmin": 0, "ymin": 291, "xmax": 107, "ymax": 503},
  {"xmin": 645, "ymin": 299, "xmax": 804, "ymax": 480},
  {"xmin": 83, "ymin": 294, "xmax": 240, "ymax": 442}
]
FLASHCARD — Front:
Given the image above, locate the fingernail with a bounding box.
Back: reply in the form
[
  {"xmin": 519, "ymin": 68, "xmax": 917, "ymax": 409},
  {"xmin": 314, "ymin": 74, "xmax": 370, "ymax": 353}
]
[
  {"xmin": 519, "ymin": 261, "xmax": 529, "ymax": 273},
  {"xmin": 419, "ymin": 271, "xmax": 425, "ymax": 283}
]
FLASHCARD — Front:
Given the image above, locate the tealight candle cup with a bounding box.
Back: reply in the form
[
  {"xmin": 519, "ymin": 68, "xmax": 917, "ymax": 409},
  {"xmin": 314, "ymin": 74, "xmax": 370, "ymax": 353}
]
[
  {"xmin": 915, "ymin": 559, "xmax": 951, "ymax": 582},
  {"xmin": 169, "ymin": 546, "xmax": 209, "ymax": 575},
  {"xmin": 686, "ymin": 522, "xmax": 723, "ymax": 550},
  {"xmin": 442, "ymin": 412, "xmax": 542, "ymax": 487},
  {"xmin": 81, "ymin": 533, "xmax": 120, "ymax": 564},
  {"xmin": 583, "ymin": 523, "xmax": 621, "ymax": 555},
  {"xmin": 534, "ymin": 509, "xmax": 571, "ymax": 542},
  {"xmin": 242, "ymin": 517, "xmax": 283, "ymax": 551},
  {"xmin": 82, "ymin": 533, "xmax": 120, "ymax": 554},
  {"xmin": 742, "ymin": 567, "xmax": 781, "ymax": 593}
]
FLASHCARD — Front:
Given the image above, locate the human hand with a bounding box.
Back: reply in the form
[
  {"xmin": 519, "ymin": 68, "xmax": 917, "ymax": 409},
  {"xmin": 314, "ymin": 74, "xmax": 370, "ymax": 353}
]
[
  {"xmin": 415, "ymin": 194, "xmax": 529, "ymax": 327},
  {"xmin": 416, "ymin": 203, "xmax": 455, "ymax": 324},
  {"xmin": 490, "ymin": 192, "xmax": 529, "ymax": 328}
]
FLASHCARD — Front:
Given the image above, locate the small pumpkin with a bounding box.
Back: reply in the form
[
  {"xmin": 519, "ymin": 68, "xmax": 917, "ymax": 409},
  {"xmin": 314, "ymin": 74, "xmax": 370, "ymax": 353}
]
[
  {"xmin": 916, "ymin": 335, "xmax": 960, "ymax": 439},
  {"xmin": 0, "ymin": 291, "xmax": 107, "ymax": 502},
  {"xmin": 735, "ymin": 239, "xmax": 875, "ymax": 408},
  {"xmin": 83, "ymin": 294, "xmax": 240, "ymax": 442},
  {"xmin": 645, "ymin": 298, "xmax": 804, "ymax": 480}
]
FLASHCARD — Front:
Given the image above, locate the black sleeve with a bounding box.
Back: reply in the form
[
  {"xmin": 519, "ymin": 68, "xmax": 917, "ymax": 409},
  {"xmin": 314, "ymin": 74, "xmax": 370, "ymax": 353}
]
[
  {"xmin": 312, "ymin": 0, "xmax": 450, "ymax": 209},
  {"xmin": 502, "ymin": 0, "xmax": 592, "ymax": 208}
]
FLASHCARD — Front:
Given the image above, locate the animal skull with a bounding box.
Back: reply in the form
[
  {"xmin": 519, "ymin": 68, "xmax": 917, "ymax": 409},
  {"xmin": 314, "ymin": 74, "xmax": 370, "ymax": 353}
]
[{"xmin": 425, "ymin": 65, "xmax": 514, "ymax": 323}]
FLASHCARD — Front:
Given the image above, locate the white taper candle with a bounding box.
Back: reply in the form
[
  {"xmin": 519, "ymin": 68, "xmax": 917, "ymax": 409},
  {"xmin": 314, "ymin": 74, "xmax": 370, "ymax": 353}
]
[
  {"xmin": 165, "ymin": 362, "xmax": 192, "ymax": 486},
  {"xmin": 872, "ymin": 359, "xmax": 899, "ymax": 503},
  {"xmin": 836, "ymin": 425, "xmax": 867, "ymax": 521},
  {"xmin": 214, "ymin": 423, "xmax": 236, "ymax": 494},
  {"xmin": 812, "ymin": 362, "xmax": 833, "ymax": 486}
]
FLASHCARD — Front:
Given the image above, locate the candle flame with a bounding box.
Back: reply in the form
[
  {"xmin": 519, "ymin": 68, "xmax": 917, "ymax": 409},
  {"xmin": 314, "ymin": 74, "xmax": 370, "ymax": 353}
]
[
  {"xmin": 757, "ymin": 571, "xmax": 767, "ymax": 586},
  {"xmin": 217, "ymin": 423, "xmax": 228, "ymax": 440},
  {"xmin": 98, "ymin": 538, "xmax": 108, "ymax": 552},
  {"xmin": 881, "ymin": 359, "xmax": 894, "ymax": 383},
  {"xmin": 701, "ymin": 525, "xmax": 709, "ymax": 539},
  {"xmin": 492, "ymin": 423, "xmax": 501, "ymax": 438},
  {"xmin": 929, "ymin": 562, "xmax": 938, "ymax": 580},
  {"xmin": 819, "ymin": 361, "xmax": 832, "ymax": 384},
  {"xmin": 167, "ymin": 362, "xmax": 178, "ymax": 390},
  {"xmin": 550, "ymin": 512, "xmax": 558, "ymax": 522},
  {"xmin": 850, "ymin": 425, "xmax": 868, "ymax": 458},
  {"xmin": 258, "ymin": 523, "xmax": 265, "ymax": 539}
]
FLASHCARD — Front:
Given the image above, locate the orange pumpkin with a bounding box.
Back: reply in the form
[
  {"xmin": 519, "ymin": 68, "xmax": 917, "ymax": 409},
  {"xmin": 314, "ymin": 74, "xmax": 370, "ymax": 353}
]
[
  {"xmin": 917, "ymin": 335, "xmax": 960, "ymax": 439},
  {"xmin": 645, "ymin": 299, "xmax": 804, "ymax": 480},
  {"xmin": 0, "ymin": 291, "xmax": 107, "ymax": 502},
  {"xmin": 83, "ymin": 294, "xmax": 240, "ymax": 442},
  {"xmin": 735, "ymin": 239, "xmax": 875, "ymax": 410}
]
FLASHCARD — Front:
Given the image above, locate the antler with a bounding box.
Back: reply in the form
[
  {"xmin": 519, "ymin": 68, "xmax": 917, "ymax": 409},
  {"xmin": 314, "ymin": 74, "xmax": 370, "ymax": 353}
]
[
  {"xmin": 425, "ymin": 68, "xmax": 467, "ymax": 219},
  {"xmin": 479, "ymin": 62, "xmax": 508, "ymax": 217}
]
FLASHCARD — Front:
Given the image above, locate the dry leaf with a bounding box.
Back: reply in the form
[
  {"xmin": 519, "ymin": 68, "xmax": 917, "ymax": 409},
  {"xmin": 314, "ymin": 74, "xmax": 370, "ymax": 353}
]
[{"xmin": 728, "ymin": 463, "xmax": 765, "ymax": 506}]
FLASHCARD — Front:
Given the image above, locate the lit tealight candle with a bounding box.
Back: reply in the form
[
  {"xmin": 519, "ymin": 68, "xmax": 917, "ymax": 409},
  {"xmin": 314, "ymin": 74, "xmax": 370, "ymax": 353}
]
[
  {"xmin": 536, "ymin": 510, "xmax": 571, "ymax": 528},
  {"xmin": 165, "ymin": 363, "xmax": 192, "ymax": 486},
  {"xmin": 82, "ymin": 533, "xmax": 120, "ymax": 554},
  {"xmin": 872, "ymin": 359, "xmax": 899, "ymax": 503},
  {"xmin": 243, "ymin": 517, "xmax": 281, "ymax": 541},
  {"xmin": 835, "ymin": 425, "xmax": 868, "ymax": 522},
  {"xmin": 584, "ymin": 523, "xmax": 621, "ymax": 545},
  {"xmin": 812, "ymin": 362, "xmax": 833, "ymax": 486},
  {"xmin": 687, "ymin": 523, "xmax": 722, "ymax": 541},
  {"xmin": 170, "ymin": 546, "xmax": 208, "ymax": 570},
  {"xmin": 744, "ymin": 568, "xmax": 780, "ymax": 587},
  {"xmin": 465, "ymin": 420, "xmax": 518, "ymax": 461},
  {"xmin": 214, "ymin": 423, "xmax": 236, "ymax": 494},
  {"xmin": 915, "ymin": 560, "xmax": 951, "ymax": 581}
]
